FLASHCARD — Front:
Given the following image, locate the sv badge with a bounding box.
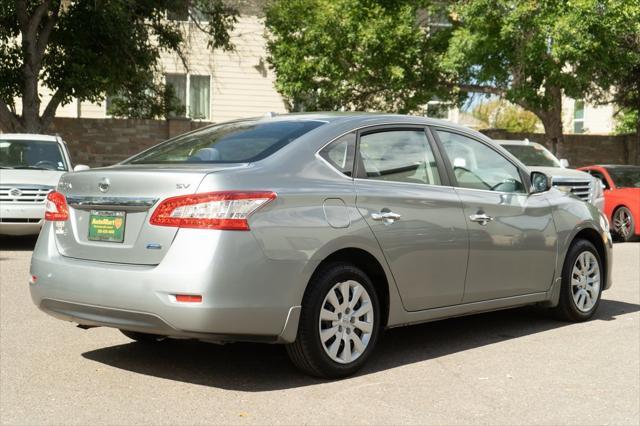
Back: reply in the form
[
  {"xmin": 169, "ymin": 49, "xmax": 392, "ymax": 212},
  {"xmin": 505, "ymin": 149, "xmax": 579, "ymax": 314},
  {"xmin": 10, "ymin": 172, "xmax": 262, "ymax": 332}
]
[{"xmin": 176, "ymin": 184, "xmax": 191, "ymax": 189}]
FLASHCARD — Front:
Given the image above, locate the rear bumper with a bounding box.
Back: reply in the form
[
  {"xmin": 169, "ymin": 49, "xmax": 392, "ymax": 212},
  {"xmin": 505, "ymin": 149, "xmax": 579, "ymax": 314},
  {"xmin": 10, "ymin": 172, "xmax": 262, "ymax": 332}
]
[
  {"xmin": 0, "ymin": 202, "xmax": 44, "ymax": 235},
  {"xmin": 29, "ymin": 223, "xmax": 309, "ymax": 343}
]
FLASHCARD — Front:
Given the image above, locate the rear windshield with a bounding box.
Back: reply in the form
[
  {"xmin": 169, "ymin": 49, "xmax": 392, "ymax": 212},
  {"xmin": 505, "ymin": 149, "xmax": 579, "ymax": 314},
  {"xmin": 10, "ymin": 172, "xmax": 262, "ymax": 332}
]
[
  {"xmin": 0, "ymin": 139, "xmax": 67, "ymax": 171},
  {"xmin": 126, "ymin": 120, "xmax": 326, "ymax": 164}
]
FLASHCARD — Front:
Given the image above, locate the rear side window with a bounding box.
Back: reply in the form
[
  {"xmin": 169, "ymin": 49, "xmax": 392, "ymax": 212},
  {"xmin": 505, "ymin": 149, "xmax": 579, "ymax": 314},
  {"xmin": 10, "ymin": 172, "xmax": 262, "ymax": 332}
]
[
  {"xmin": 126, "ymin": 120, "xmax": 326, "ymax": 164},
  {"xmin": 319, "ymin": 132, "xmax": 356, "ymax": 176},
  {"xmin": 358, "ymin": 129, "xmax": 442, "ymax": 185}
]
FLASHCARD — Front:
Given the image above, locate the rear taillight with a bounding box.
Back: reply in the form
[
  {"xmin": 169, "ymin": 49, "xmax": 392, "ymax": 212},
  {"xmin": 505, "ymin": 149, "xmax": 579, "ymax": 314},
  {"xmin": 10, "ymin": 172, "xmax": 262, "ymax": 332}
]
[
  {"xmin": 45, "ymin": 191, "xmax": 69, "ymax": 221},
  {"xmin": 149, "ymin": 191, "xmax": 276, "ymax": 230}
]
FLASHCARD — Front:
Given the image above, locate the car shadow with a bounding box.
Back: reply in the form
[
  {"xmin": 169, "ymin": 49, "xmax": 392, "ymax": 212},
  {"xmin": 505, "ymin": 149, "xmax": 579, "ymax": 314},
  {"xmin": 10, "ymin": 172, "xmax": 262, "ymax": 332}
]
[
  {"xmin": 0, "ymin": 236, "xmax": 37, "ymax": 259},
  {"xmin": 82, "ymin": 298, "xmax": 639, "ymax": 392}
]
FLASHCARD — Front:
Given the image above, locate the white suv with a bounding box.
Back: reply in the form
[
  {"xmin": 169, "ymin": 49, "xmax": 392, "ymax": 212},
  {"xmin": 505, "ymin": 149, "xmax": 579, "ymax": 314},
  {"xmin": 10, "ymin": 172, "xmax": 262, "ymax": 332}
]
[
  {"xmin": 0, "ymin": 134, "xmax": 88, "ymax": 236},
  {"xmin": 497, "ymin": 139, "xmax": 604, "ymax": 211}
]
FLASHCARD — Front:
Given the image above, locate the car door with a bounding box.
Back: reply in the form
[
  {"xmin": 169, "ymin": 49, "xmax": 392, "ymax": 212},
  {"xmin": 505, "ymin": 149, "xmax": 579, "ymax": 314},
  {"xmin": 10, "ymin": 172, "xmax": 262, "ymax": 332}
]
[
  {"xmin": 354, "ymin": 126, "xmax": 468, "ymax": 311},
  {"xmin": 433, "ymin": 128, "xmax": 557, "ymax": 303}
]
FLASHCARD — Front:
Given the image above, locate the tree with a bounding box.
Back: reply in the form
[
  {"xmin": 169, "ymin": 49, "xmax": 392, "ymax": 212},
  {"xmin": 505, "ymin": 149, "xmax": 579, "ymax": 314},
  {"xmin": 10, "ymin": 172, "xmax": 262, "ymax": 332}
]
[
  {"xmin": 472, "ymin": 99, "xmax": 540, "ymax": 133},
  {"xmin": 577, "ymin": 0, "xmax": 639, "ymax": 162},
  {"xmin": 0, "ymin": 0, "xmax": 238, "ymax": 133},
  {"xmin": 265, "ymin": 0, "xmax": 452, "ymax": 113},
  {"xmin": 442, "ymin": 0, "xmax": 635, "ymax": 156}
]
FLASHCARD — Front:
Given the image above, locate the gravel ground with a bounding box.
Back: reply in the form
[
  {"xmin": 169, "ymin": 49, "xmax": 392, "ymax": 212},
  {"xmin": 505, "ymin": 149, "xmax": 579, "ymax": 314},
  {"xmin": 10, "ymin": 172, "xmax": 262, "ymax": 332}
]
[{"xmin": 1, "ymin": 237, "xmax": 638, "ymax": 425}]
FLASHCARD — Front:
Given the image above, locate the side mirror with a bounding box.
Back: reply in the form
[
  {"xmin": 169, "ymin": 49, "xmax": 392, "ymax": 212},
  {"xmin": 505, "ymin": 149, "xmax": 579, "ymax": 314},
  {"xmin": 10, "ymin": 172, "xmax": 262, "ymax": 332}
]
[
  {"xmin": 531, "ymin": 171, "xmax": 552, "ymax": 193},
  {"xmin": 559, "ymin": 158, "xmax": 569, "ymax": 168},
  {"xmin": 73, "ymin": 164, "xmax": 90, "ymax": 172}
]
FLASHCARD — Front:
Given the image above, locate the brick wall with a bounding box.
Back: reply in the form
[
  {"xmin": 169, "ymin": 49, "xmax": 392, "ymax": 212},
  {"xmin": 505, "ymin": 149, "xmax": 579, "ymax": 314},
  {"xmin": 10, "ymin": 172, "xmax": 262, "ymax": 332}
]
[
  {"xmin": 480, "ymin": 129, "xmax": 638, "ymax": 167},
  {"xmin": 2, "ymin": 117, "xmax": 637, "ymax": 168},
  {"xmin": 46, "ymin": 117, "xmax": 211, "ymax": 167}
]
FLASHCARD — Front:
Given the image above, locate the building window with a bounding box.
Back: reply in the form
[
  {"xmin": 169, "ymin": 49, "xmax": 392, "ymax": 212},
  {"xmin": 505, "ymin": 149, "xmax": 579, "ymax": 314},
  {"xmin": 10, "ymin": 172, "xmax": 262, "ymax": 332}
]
[
  {"xmin": 165, "ymin": 73, "xmax": 187, "ymax": 118},
  {"xmin": 167, "ymin": 3, "xmax": 205, "ymax": 22},
  {"xmin": 165, "ymin": 73, "xmax": 210, "ymax": 120},
  {"xmin": 189, "ymin": 75, "xmax": 210, "ymax": 120},
  {"xmin": 573, "ymin": 100, "xmax": 585, "ymax": 133}
]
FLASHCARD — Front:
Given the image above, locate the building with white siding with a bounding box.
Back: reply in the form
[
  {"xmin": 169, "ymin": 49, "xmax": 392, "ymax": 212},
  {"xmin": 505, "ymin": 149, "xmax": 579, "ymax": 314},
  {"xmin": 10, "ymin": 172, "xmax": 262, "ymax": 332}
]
[
  {"xmin": 21, "ymin": 9, "xmax": 618, "ymax": 135},
  {"xmin": 28, "ymin": 14, "xmax": 287, "ymax": 124}
]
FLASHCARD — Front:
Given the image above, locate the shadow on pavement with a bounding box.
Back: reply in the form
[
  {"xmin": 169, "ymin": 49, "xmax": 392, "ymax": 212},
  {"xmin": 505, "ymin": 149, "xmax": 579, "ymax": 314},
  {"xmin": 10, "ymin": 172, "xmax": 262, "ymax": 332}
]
[
  {"xmin": 82, "ymin": 298, "xmax": 639, "ymax": 392},
  {"xmin": 0, "ymin": 235, "xmax": 37, "ymax": 254}
]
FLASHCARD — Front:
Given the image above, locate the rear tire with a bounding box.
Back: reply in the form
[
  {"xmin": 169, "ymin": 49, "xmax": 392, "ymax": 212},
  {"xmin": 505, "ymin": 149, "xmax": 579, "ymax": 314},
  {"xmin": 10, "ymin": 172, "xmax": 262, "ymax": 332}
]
[
  {"xmin": 613, "ymin": 206, "xmax": 635, "ymax": 242},
  {"xmin": 119, "ymin": 329, "xmax": 166, "ymax": 343},
  {"xmin": 286, "ymin": 262, "xmax": 381, "ymax": 378},
  {"xmin": 552, "ymin": 239, "xmax": 603, "ymax": 322}
]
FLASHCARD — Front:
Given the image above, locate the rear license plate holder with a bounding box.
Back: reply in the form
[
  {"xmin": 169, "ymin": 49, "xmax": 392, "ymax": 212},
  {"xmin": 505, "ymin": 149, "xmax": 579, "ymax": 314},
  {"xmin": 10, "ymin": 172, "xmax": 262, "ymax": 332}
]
[{"xmin": 88, "ymin": 210, "xmax": 126, "ymax": 243}]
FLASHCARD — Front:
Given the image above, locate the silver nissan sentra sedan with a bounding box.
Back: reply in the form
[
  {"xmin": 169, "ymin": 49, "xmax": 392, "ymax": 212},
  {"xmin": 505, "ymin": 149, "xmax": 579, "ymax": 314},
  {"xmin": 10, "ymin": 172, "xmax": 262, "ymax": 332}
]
[{"xmin": 30, "ymin": 113, "xmax": 612, "ymax": 378}]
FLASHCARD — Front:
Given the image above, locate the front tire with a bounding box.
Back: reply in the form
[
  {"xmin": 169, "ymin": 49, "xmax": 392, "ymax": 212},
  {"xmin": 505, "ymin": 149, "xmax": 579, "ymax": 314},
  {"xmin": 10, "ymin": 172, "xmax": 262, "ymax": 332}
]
[
  {"xmin": 286, "ymin": 262, "xmax": 381, "ymax": 378},
  {"xmin": 613, "ymin": 206, "xmax": 635, "ymax": 242},
  {"xmin": 552, "ymin": 239, "xmax": 603, "ymax": 322}
]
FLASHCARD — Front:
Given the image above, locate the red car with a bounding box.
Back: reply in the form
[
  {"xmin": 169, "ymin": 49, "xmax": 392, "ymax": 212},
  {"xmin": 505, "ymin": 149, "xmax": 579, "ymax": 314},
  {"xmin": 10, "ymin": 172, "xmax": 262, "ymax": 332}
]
[{"xmin": 579, "ymin": 165, "xmax": 640, "ymax": 241}]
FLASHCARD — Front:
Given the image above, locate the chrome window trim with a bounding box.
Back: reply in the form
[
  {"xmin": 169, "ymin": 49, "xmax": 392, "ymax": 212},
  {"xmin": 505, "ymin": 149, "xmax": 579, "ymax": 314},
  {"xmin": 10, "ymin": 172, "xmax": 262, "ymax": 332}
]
[{"xmin": 353, "ymin": 177, "xmax": 456, "ymax": 190}]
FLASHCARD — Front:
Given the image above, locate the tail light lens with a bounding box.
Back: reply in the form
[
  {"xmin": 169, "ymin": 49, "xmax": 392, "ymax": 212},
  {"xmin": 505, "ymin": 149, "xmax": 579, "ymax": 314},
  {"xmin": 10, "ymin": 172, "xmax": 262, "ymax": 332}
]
[
  {"xmin": 149, "ymin": 191, "xmax": 276, "ymax": 230},
  {"xmin": 45, "ymin": 191, "xmax": 69, "ymax": 221}
]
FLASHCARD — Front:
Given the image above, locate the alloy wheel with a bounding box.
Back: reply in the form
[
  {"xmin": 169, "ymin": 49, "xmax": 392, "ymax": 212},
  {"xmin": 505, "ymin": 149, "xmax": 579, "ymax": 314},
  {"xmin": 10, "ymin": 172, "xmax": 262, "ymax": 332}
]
[
  {"xmin": 614, "ymin": 208, "xmax": 632, "ymax": 239},
  {"xmin": 318, "ymin": 280, "xmax": 374, "ymax": 364},
  {"xmin": 571, "ymin": 251, "xmax": 601, "ymax": 312}
]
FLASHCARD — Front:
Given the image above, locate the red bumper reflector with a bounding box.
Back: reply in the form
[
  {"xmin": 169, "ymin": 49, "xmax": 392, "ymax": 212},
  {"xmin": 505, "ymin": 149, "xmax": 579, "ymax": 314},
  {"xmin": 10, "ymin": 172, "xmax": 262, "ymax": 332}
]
[
  {"xmin": 29, "ymin": 275, "xmax": 37, "ymax": 284},
  {"xmin": 174, "ymin": 294, "xmax": 202, "ymax": 303}
]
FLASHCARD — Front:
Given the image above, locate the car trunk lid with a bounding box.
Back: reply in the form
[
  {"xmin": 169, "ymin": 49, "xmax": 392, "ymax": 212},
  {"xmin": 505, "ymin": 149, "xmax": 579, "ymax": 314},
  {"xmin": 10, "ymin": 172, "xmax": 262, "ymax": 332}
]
[{"xmin": 53, "ymin": 165, "xmax": 246, "ymax": 265}]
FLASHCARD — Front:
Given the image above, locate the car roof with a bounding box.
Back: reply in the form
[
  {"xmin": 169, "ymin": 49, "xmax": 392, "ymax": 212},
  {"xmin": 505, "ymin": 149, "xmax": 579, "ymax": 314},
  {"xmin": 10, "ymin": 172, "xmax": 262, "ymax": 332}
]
[
  {"xmin": 228, "ymin": 111, "xmax": 469, "ymax": 129},
  {"xmin": 494, "ymin": 139, "xmax": 543, "ymax": 146},
  {"xmin": 598, "ymin": 164, "xmax": 640, "ymax": 169},
  {"xmin": 0, "ymin": 133, "xmax": 59, "ymax": 142}
]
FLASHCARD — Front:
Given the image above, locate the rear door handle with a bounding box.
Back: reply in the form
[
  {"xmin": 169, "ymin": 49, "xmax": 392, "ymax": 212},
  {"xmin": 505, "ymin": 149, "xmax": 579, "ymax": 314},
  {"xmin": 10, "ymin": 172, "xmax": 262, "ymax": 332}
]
[
  {"xmin": 371, "ymin": 211, "xmax": 401, "ymax": 223},
  {"xmin": 469, "ymin": 213, "xmax": 494, "ymax": 225}
]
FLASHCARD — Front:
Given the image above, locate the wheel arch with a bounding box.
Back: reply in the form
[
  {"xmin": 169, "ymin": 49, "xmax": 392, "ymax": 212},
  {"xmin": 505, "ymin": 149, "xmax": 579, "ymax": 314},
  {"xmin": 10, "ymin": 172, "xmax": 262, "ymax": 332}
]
[
  {"xmin": 571, "ymin": 227, "xmax": 608, "ymax": 286},
  {"xmin": 309, "ymin": 247, "xmax": 391, "ymax": 328}
]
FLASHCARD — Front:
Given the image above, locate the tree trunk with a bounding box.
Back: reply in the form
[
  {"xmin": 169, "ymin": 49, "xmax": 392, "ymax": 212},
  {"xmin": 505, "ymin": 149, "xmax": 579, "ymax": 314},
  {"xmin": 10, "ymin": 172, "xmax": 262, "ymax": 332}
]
[
  {"xmin": 536, "ymin": 87, "xmax": 565, "ymax": 159},
  {"xmin": 20, "ymin": 64, "xmax": 43, "ymax": 133}
]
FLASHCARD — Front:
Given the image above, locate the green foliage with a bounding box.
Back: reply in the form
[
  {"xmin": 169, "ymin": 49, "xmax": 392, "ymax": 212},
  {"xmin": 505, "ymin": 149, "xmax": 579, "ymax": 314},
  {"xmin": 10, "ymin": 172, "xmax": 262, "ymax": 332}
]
[
  {"xmin": 614, "ymin": 109, "xmax": 639, "ymax": 135},
  {"xmin": 444, "ymin": 1, "xmax": 603, "ymax": 112},
  {"xmin": 472, "ymin": 99, "xmax": 541, "ymax": 133},
  {"xmin": 0, "ymin": 0, "xmax": 238, "ymax": 131},
  {"xmin": 265, "ymin": 0, "xmax": 453, "ymax": 113}
]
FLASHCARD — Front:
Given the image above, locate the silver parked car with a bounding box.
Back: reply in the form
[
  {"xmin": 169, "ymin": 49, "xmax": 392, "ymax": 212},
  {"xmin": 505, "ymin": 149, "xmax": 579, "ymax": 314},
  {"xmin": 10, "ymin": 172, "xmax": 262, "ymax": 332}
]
[
  {"xmin": 0, "ymin": 134, "xmax": 88, "ymax": 235},
  {"xmin": 30, "ymin": 114, "xmax": 612, "ymax": 378},
  {"xmin": 496, "ymin": 139, "xmax": 604, "ymax": 211}
]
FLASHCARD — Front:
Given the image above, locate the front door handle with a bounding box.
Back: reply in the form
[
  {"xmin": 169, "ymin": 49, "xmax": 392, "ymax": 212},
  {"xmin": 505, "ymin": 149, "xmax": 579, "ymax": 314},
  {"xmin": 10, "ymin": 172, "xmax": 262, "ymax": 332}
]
[
  {"xmin": 469, "ymin": 212, "xmax": 494, "ymax": 225},
  {"xmin": 371, "ymin": 211, "xmax": 401, "ymax": 223}
]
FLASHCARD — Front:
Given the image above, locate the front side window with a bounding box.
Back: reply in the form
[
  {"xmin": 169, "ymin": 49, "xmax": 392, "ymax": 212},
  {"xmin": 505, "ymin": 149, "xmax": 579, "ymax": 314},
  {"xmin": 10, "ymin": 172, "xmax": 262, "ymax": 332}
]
[
  {"xmin": 606, "ymin": 167, "xmax": 640, "ymax": 188},
  {"xmin": 437, "ymin": 130, "xmax": 525, "ymax": 193},
  {"xmin": 0, "ymin": 140, "xmax": 67, "ymax": 171},
  {"xmin": 358, "ymin": 129, "xmax": 441, "ymax": 185},
  {"xmin": 319, "ymin": 132, "xmax": 356, "ymax": 176},
  {"xmin": 126, "ymin": 120, "xmax": 326, "ymax": 164}
]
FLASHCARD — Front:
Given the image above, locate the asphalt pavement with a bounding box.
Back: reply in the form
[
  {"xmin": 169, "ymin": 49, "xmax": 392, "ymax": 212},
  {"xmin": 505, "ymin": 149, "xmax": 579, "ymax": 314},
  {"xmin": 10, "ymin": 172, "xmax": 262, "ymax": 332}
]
[{"xmin": 1, "ymin": 237, "xmax": 638, "ymax": 425}]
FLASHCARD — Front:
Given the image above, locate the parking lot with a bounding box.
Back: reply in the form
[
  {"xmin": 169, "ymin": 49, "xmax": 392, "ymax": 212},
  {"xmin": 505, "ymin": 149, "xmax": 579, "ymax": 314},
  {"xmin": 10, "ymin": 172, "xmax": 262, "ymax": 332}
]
[{"xmin": 0, "ymin": 238, "xmax": 638, "ymax": 425}]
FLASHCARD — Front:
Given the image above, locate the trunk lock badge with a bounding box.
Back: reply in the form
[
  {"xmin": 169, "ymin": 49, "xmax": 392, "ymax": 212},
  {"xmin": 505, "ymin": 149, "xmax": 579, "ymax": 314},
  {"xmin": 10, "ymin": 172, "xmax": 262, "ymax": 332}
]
[{"xmin": 98, "ymin": 178, "xmax": 110, "ymax": 193}]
